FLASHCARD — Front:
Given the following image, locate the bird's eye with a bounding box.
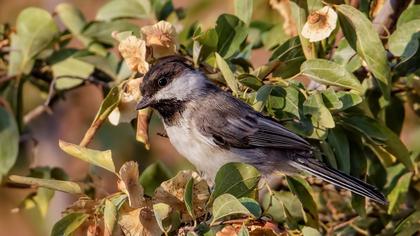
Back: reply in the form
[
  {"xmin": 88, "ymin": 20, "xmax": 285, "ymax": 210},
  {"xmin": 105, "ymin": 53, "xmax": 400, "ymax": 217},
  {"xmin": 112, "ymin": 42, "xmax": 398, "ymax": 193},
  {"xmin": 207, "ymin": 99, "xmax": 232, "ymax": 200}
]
[{"xmin": 158, "ymin": 77, "xmax": 168, "ymax": 87}]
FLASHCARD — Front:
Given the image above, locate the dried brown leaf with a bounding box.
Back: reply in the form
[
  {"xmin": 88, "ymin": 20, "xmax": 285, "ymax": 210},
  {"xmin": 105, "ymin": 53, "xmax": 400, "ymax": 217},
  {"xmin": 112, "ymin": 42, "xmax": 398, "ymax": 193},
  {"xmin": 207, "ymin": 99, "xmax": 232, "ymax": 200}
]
[
  {"xmin": 118, "ymin": 161, "xmax": 145, "ymax": 208},
  {"xmin": 118, "ymin": 203, "xmax": 162, "ymax": 236},
  {"xmin": 118, "ymin": 36, "xmax": 149, "ymax": 73},
  {"xmin": 136, "ymin": 108, "xmax": 152, "ymax": 150},
  {"xmin": 269, "ymin": 0, "xmax": 297, "ymax": 36},
  {"xmin": 141, "ymin": 21, "xmax": 177, "ymax": 58},
  {"xmin": 153, "ymin": 170, "xmax": 210, "ymax": 222}
]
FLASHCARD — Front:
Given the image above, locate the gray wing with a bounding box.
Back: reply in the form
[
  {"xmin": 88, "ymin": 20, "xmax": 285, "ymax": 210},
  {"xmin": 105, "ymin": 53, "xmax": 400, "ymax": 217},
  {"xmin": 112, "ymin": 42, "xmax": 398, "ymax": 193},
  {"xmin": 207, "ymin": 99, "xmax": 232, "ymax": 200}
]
[{"xmin": 197, "ymin": 93, "xmax": 312, "ymax": 151}]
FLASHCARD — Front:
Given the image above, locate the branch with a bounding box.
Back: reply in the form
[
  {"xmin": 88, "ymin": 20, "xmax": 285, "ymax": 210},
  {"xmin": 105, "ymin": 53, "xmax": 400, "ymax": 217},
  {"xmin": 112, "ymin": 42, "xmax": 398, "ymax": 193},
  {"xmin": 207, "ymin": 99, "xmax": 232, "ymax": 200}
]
[{"xmin": 372, "ymin": 0, "xmax": 411, "ymax": 37}]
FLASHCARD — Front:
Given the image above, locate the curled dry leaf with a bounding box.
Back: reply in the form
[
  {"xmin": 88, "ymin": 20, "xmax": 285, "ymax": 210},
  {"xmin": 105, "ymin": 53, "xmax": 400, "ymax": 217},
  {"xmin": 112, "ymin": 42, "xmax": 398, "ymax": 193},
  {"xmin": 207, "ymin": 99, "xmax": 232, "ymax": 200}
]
[
  {"xmin": 216, "ymin": 220, "xmax": 284, "ymax": 236},
  {"xmin": 301, "ymin": 6, "xmax": 337, "ymax": 42},
  {"xmin": 87, "ymin": 222, "xmax": 103, "ymax": 236},
  {"xmin": 108, "ymin": 78, "xmax": 142, "ymax": 126},
  {"xmin": 118, "ymin": 35, "xmax": 149, "ymax": 73},
  {"xmin": 64, "ymin": 197, "xmax": 98, "ymax": 215},
  {"xmin": 216, "ymin": 225, "xmax": 239, "ymax": 236},
  {"xmin": 269, "ymin": 0, "xmax": 297, "ymax": 36},
  {"xmin": 153, "ymin": 170, "xmax": 210, "ymax": 222},
  {"xmin": 118, "ymin": 161, "xmax": 145, "ymax": 208},
  {"xmin": 141, "ymin": 21, "xmax": 177, "ymax": 58},
  {"xmin": 118, "ymin": 203, "xmax": 162, "ymax": 236},
  {"xmin": 136, "ymin": 108, "xmax": 152, "ymax": 150}
]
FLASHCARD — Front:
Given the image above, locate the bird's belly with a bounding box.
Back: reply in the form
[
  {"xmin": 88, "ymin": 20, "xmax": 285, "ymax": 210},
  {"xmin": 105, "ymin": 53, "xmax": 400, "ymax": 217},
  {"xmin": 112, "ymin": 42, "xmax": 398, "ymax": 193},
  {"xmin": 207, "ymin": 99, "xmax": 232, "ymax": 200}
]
[{"xmin": 165, "ymin": 124, "xmax": 242, "ymax": 183}]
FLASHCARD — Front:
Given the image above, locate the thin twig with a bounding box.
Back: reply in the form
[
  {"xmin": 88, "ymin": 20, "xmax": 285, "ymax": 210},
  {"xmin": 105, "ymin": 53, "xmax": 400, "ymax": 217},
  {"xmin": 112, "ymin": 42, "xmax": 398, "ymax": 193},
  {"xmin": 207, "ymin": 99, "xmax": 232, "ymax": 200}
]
[
  {"xmin": 0, "ymin": 75, "xmax": 15, "ymax": 84},
  {"xmin": 44, "ymin": 77, "xmax": 56, "ymax": 107},
  {"xmin": 23, "ymin": 105, "xmax": 52, "ymax": 124}
]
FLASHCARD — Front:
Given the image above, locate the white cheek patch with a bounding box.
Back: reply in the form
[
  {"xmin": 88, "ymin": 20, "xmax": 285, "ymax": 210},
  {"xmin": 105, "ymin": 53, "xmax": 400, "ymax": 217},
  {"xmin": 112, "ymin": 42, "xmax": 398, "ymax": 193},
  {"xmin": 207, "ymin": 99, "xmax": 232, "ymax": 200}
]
[{"xmin": 153, "ymin": 72, "xmax": 207, "ymax": 101}]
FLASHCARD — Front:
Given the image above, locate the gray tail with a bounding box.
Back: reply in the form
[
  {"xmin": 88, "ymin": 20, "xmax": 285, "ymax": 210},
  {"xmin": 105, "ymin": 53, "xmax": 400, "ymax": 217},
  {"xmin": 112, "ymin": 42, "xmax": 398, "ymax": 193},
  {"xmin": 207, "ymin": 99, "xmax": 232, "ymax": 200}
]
[{"xmin": 291, "ymin": 157, "xmax": 387, "ymax": 205}]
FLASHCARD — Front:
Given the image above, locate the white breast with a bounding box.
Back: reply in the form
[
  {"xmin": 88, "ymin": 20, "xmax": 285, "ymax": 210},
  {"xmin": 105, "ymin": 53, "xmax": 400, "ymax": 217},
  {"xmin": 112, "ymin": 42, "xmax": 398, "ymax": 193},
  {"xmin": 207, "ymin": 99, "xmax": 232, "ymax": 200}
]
[{"xmin": 164, "ymin": 116, "xmax": 242, "ymax": 183}]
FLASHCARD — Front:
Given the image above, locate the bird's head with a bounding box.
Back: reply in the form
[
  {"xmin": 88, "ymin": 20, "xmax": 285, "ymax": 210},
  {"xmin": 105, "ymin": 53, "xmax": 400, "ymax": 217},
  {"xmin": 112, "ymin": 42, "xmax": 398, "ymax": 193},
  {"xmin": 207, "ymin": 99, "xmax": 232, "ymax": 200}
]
[{"xmin": 136, "ymin": 55, "xmax": 211, "ymax": 111}]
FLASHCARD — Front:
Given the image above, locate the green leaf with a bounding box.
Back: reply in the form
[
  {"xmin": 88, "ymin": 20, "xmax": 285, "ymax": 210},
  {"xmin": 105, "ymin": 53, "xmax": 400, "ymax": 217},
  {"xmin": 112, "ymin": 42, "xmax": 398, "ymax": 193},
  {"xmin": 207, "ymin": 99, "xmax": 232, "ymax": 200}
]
[
  {"xmin": 238, "ymin": 74, "xmax": 263, "ymax": 91},
  {"xmin": 270, "ymin": 36, "xmax": 303, "ymax": 61},
  {"xmin": 0, "ymin": 107, "xmax": 19, "ymax": 182},
  {"xmin": 397, "ymin": 5, "xmax": 420, "ymax": 27},
  {"xmin": 327, "ymin": 127, "xmax": 350, "ymax": 174},
  {"xmin": 17, "ymin": 167, "xmax": 61, "ymax": 218},
  {"xmin": 234, "ymin": 0, "xmax": 253, "ymax": 25},
  {"xmin": 351, "ymin": 194, "xmax": 366, "ymax": 217},
  {"xmin": 9, "ymin": 175, "xmax": 83, "ymax": 194},
  {"xmin": 273, "ymin": 56, "xmax": 306, "ymax": 79},
  {"xmin": 289, "ymin": 0, "xmax": 315, "ymax": 59},
  {"xmin": 56, "ymin": 3, "xmax": 107, "ymax": 56},
  {"xmin": 336, "ymin": 91, "xmax": 362, "ymax": 110},
  {"xmin": 139, "ymin": 161, "xmax": 172, "ymax": 196},
  {"xmin": 58, "ymin": 140, "xmax": 116, "ymax": 173},
  {"xmin": 303, "ymin": 92, "xmax": 335, "ymax": 129},
  {"xmin": 238, "ymin": 225, "xmax": 250, "ymax": 236},
  {"xmin": 238, "ymin": 197, "xmax": 262, "ymax": 218},
  {"xmin": 96, "ymin": 0, "xmax": 149, "ymax": 21},
  {"xmin": 332, "ymin": 38, "xmax": 362, "ymax": 72},
  {"xmin": 261, "ymin": 191, "xmax": 304, "ymax": 224},
  {"xmin": 388, "ymin": 20, "xmax": 420, "ymax": 56},
  {"xmin": 151, "ymin": 0, "xmax": 174, "ymax": 20},
  {"xmin": 349, "ymin": 141, "xmax": 368, "ymax": 215},
  {"xmin": 301, "ymin": 59, "xmax": 363, "ymax": 93},
  {"xmin": 211, "ymin": 194, "xmax": 253, "ymax": 224},
  {"xmin": 394, "ymin": 37, "xmax": 420, "ymax": 76},
  {"xmin": 320, "ymin": 141, "xmax": 337, "ymax": 169},
  {"xmin": 395, "ymin": 211, "xmax": 420, "ymax": 235},
  {"xmin": 302, "ymin": 226, "xmax": 322, "ymax": 236},
  {"xmin": 387, "ymin": 172, "xmax": 412, "ymax": 214},
  {"xmin": 210, "ymin": 163, "xmax": 261, "ymax": 202},
  {"xmin": 153, "ymin": 202, "xmax": 180, "ymax": 233},
  {"xmin": 153, "ymin": 203, "xmax": 171, "ymax": 232},
  {"xmin": 184, "ymin": 177, "xmax": 195, "ymax": 219},
  {"xmin": 79, "ymin": 86, "xmax": 121, "ymax": 146},
  {"xmin": 109, "ymin": 193, "xmax": 128, "ymax": 210},
  {"xmin": 52, "ymin": 57, "xmax": 95, "ymax": 90},
  {"xmin": 78, "ymin": 54, "xmax": 119, "ymax": 80},
  {"xmin": 269, "ymin": 85, "xmax": 302, "ymax": 119},
  {"xmin": 32, "ymin": 187, "xmax": 55, "ymax": 218},
  {"xmin": 336, "ymin": 4, "xmax": 391, "ymax": 101},
  {"xmin": 8, "ymin": 7, "xmax": 58, "ymax": 76},
  {"xmin": 341, "ymin": 115, "xmax": 413, "ymax": 170},
  {"xmin": 56, "ymin": 4, "xmax": 87, "ymax": 38},
  {"xmin": 339, "ymin": 115, "xmax": 387, "ymax": 142},
  {"xmin": 321, "ymin": 88, "xmax": 343, "ymax": 110},
  {"xmin": 104, "ymin": 200, "xmax": 118, "ymax": 235},
  {"xmin": 215, "ymin": 14, "xmax": 248, "ymax": 58},
  {"xmin": 83, "ymin": 20, "xmax": 139, "ymax": 45},
  {"xmin": 268, "ymin": 37, "xmax": 305, "ymax": 79},
  {"xmin": 195, "ymin": 29, "xmax": 219, "ymax": 61},
  {"xmin": 253, "ymin": 85, "xmax": 273, "ymax": 112},
  {"xmin": 51, "ymin": 213, "xmax": 89, "ymax": 236},
  {"xmin": 261, "ymin": 24, "xmax": 288, "ymax": 49},
  {"xmin": 215, "ymin": 53, "xmax": 239, "ymax": 95},
  {"xmin": 286, "ymin": 176, "xmax": 318, "ymax": 228}
]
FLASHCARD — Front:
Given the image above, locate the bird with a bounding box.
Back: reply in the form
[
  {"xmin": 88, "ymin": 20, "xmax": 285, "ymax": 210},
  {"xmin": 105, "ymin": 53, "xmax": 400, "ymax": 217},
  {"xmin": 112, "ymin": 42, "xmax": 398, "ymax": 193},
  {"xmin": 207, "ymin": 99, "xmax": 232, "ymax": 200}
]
[{"xmin": 136, "ymin": 55, "xmax": 387, "ymax": 205}]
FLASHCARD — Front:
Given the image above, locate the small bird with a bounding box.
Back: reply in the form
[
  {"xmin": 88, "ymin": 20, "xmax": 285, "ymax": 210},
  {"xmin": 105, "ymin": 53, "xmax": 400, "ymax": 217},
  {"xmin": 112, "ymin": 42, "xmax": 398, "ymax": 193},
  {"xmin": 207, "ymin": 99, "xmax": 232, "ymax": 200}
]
[{"xmin": 136, "ymin": 55, "xmax": 387, "ymax": 205}]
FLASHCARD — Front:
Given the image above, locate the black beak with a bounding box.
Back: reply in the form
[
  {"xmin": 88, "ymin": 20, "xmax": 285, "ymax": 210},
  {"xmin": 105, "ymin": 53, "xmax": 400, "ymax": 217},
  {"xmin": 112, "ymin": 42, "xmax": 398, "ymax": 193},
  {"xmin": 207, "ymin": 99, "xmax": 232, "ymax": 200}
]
[{"xmin": 136, "ymin": 96, "xmax": 153, "ymax": 110}]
